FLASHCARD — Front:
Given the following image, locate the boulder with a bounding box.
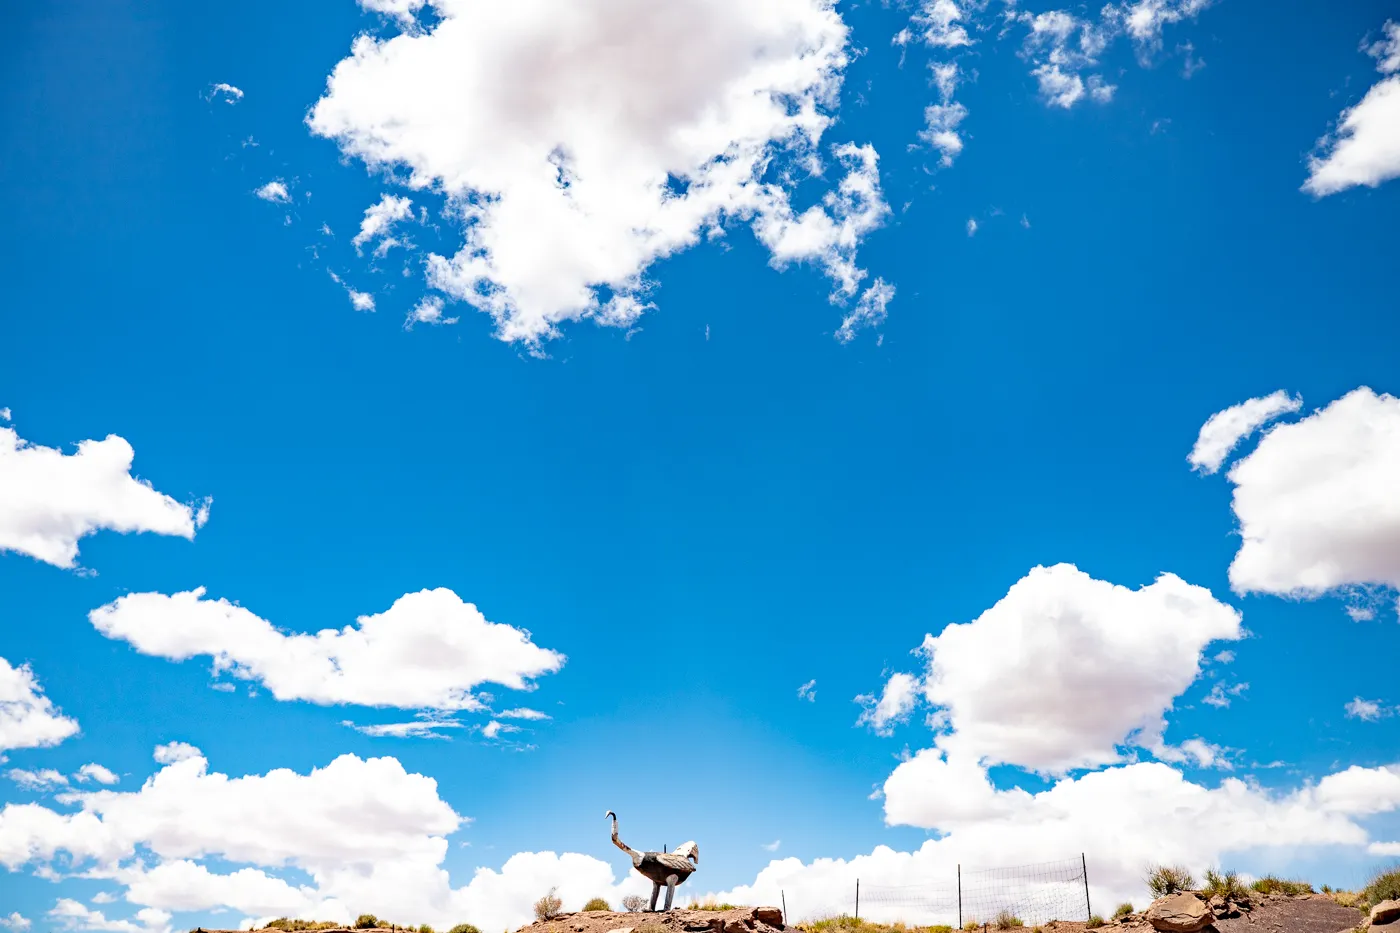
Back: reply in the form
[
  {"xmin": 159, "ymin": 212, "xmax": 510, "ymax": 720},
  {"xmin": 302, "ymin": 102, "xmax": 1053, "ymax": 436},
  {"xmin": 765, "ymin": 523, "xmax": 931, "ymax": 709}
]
[
  {"xmin": 751, "ymin": 910, "xmax": 783, "ymax": 927},
  {"xmin": 1372, "ymin": 901, "xmax": 1400, "ymax": 927},
  {"xmin": 1146, "ymin": 893, "xmax": 1214, "ymax": 933}
]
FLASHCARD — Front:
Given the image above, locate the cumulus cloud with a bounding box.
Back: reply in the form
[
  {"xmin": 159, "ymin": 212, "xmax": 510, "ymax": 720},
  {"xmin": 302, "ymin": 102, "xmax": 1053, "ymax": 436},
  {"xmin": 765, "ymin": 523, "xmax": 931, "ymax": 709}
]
[
  {"xmin": 0, "ymin": 415, "xmax": 208, "ymax": 569},
  {"xmin": 1303, "ymin": 22, "xmax": 1400, "ymax": 196},
  {"xmin": 1346, "ymin": 697, "xmax": 1391, "ymax": 721},
  {"xmin": 919, "ymin": 63, "xmax": 969, "ymax": 167},
  {"xmin": 308, "ymin": 0, "xmax": 891, "ymax": 345},
  {"xmin": 1224, "ymin": 388, "xmax": 1400, "ymax": 598},
  {"xmin": 1202, "ymin": 681, "xmax": 1247, "ymax": 709},
  {"xmin": 1112, "ymin": 0, "xmax": 1213, "ymax": 60},
  {"xmin": 254, "ymin": 181, "xmax": 291, "ymax": 203},
  {"xmin": 856, "ymin": 672, "xmax": 920, "ymax": 737},
  {"xmin": 8, "ymin": 769, "xmax": 68, "ymax": 791},
  {"xmin": 405, "ymin": 295, "xmax": 459, "ymax": 328},
  {"xmin": 89, "ymin": 587, "xmax": 565, "ymax": 711},
  {"xmin": 705, "ymin": 758, "xmax": 1400, "ymax": 923},
  {"xmin": 207, "ymin": 83, "xmax": 244, "ymax": 104},
  {"xmin": 699, "ymin": 556, "xmax": 1398, "ymax": 921},
  {"xmin": 0, "ymin": 747, "xmax": 649, "ymax": 930},
  {"xmin": 1188, "ymin": 390, "xmax": 1303, "ymax": 474},
  {"xmin": 0, "ymin": 913, "xmax": 31, "ymax": 932},
  {"xmin": 797, "ymin": 680, "xmax": 817, "ymax": 702},
  {"xmin": 49, "ymin": 901, "xmax": 168, "ymax": 933},
  {"xmin": 0, "ymin": 657, "xmax": 79, "ymax": 753},
  {"xmin": 895, "ymin": 563, "xmax": 1241, "ymax": 773},
  {"xmin": 833, "ymin": 278, "xmax": 894, "ymax": 345},
  {"xmin": 76, "ymin": 764, "xmax": 120, "ymax": 785},
  {"xmin": 353, "ymin": 194, "xmax": 414, "ymax": 255}
]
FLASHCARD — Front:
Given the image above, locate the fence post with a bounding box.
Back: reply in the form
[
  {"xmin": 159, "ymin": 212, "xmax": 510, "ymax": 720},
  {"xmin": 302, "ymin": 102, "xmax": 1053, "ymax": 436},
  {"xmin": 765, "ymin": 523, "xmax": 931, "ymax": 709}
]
[
  {"xmin": 782, "ymin": 890, "xmax": 787, "ymax": 925},
  {"xmin": 957, "ymin": 864, "xmax": 962, "ymax": 930},
  {"xmin": 855, "ymin": 878, "xmax": 860, "ymax": 921},
  {"xmin": 1082, "ymin": 853, "xmax": 1092, "ymax": 923}
]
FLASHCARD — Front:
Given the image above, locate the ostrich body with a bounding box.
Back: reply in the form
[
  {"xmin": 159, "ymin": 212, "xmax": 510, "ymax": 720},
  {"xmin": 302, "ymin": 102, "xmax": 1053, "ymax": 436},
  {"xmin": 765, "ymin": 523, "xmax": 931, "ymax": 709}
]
[{"xmin": 605, "ymin": 811, "xmax": 698, "ymax": 911}]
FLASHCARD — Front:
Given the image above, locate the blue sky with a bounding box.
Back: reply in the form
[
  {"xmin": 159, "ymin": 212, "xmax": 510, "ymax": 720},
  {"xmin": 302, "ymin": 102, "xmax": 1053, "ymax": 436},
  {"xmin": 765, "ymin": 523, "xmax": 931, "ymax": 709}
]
[{"xmin": 3, "ymin": 0, "xmax": 1400, "ymax": 931}]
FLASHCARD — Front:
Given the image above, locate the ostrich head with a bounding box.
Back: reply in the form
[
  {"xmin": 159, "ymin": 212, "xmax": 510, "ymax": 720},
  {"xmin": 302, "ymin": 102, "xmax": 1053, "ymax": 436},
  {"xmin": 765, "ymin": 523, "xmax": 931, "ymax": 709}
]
[{"xmin": 673, "ymin": 841, "xmax": 699, "ymax": 865}]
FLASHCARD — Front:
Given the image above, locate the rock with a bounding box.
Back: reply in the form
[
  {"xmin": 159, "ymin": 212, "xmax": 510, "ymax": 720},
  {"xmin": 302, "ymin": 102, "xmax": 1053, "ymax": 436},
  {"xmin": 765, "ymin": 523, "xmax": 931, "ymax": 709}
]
[
  {"xmin": 1146, "ymin": 893, "xmax": 1214, "ymax": 933},
  {"xmin": 604, "ymin": 928, "xmax": 634, "ymax": 933},
  {"xmin": 751, "ymin": 910, "xmax": 783, "ymax": 927},
  {"xmin": 1372, "ymin": 901, "xmax": 1400, "ymax": 926}
]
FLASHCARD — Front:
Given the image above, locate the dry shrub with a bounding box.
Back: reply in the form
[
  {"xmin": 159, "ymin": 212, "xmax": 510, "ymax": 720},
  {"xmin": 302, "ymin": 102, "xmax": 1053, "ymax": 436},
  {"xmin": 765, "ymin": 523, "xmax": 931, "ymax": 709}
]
[
  {"xmin": 621, "ymin": 896, "xmax": 647, "ymax": 913},
  {"xmin": 1362, "ymin": 868, "xmax": 1400, "ymax": 909},
  {"xmin": 583, "ymin": 899, "xmax": 612, "ymax": 913},
  {"xmin": 1112, "ymin": 903, "xmax": 1134, "ymax": 920},
  {"xmin": 1146, "ymin": 865, "xmax": 1196, "ymax": 899},
  {"xmin": 1202, "ymin": 870, "xmax": 1248, "ymax": 901},
  {"xmin": 535, "ymin": 888, "xmax": 564, "ymax": 922}
]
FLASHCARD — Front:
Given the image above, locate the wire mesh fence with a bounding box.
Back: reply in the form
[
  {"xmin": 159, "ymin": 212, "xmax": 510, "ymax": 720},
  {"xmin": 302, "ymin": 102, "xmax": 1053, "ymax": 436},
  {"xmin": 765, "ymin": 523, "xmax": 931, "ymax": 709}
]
[{"xmin": 785, "ymin": 855, "xmax": 1093, "ymax": 927}]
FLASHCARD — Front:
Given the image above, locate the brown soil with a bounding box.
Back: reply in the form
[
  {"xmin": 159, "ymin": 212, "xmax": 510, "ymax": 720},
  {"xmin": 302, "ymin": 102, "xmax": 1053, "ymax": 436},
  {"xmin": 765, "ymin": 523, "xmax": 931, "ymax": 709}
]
[
  {"xmin": 519, "ymin": 907, "xmax": 788, "ymax": 933},
  {"xmin": 1212, "ymin": 895, "xmax": 1363, "ymax": 933}
]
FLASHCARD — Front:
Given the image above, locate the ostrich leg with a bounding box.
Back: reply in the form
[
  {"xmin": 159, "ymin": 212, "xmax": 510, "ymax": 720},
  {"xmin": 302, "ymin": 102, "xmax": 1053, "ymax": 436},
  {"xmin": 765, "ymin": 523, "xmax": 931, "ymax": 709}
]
[
  {"xmin": 664, "ymin": 874, "xmax": 680, "ymax": 911},
  {"xmin": 650, "ymin": 881, "xmax": 662, "ymax": 912}
]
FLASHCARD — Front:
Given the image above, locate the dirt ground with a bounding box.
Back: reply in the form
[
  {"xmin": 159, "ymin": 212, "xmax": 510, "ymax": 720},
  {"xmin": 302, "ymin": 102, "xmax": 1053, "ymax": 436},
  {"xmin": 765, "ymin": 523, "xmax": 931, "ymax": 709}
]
[
  {"xmin": 520, "ymin": 907, "xmax": 788, "ymax": 933},
  {"xmin": 1213, "ymin": 895, "xmax": 1363, "ymax": 933}
]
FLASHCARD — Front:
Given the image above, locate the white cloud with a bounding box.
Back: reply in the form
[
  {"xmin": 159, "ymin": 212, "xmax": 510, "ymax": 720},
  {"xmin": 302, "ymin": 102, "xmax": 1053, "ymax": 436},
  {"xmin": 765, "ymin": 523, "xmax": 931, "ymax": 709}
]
[
  {"xmin": 1188, "ymin": 390, "xmax": 1303, "ymax": 474},
  {"xmin": 1346, "ymin": 697, "xmax": 1391, "ymax": 721},
  {"xmin": 361, "ymin": 0, "xmax": 426, "ymax": 27},
  {"xmin": 254, "ymin": 181, "xmax": 291, "ymax": 203},
  {"xmin": 326, "ymin": 270, "xmax": 376, "ymax": 312},
  {"xmin": 856, "ymin": 672, "xmax": 920, "ymax": 737},
  {"xmin": 0, "ymin": 416, "xmax": 207, "ymax": 569},
  {"xmin": 1224, "ymin": 388, "xmax": 1400, "ymax": 598},
  {"xmin": 710, "ymin": 758, "xmax": 1400, "ymax": 923},
  {"xmin": 481, "ymin": 720, "xmax": 520, "ymax": 740},
  {"xmin": 1304, "ymin": 21, "xmax": 1400, "ymax": 196},
  {"xmin": 49, "ymin": 901, "xmax": 168, "ymax": 933},
  {"xmin": 965, "ymin": 217, "xmax": 978, "ymax": 236},
  {"xmin": 797, "ymin": 680, "xmax": 817, "ymax": 702},
  {"xmin": 77, "ymin": 764, "xmax": 120, "ymax": 785},
  {"xmin": 0, "ymin": 748, "xmax": 649, "ymax": 930},
  {"xmin": 0, "ymin": 913, "xmax": 31, "ymax": 932},
  {"xmin": 208, "ymin": 83, "xmax": 244, "ymax": 104},
  {"xmin": 353, "ymin": 194, "xmax": 414, "ymax": 255},
  {"xmin": 347, "ymin": 288, "xmax": 376, "ymax": 311},
  {"xmin": 89, "ymin": 587, "xmax": 565, "ymax": 711},
  {"xmin": 1368, "ymin": 20, "xmax": 1400, "ymax": 74},
  {"xmin": 920, "ymin": 64, "xmax": 969, "ymax": 168},
  {"xmin": 0, "ymin": 657, "xmax": 79, "ymax": 754},
  {"xmin": 405, "ymin": 295, "xmax": 459, "ymax": 328},
  {"xmin": 152, "ymin": 742, "xmax": 201, "ymax": 765},
  {"xmin": 1113, "ymin": 0, "xmax": 1212, "ymax": 60},
  {"xmin": 345, "ymin": 716, "xmax": 466, "ymax": 739},
  {"xmin": 308, "ymin": 0, "xmax": 889, "ymax": 346},
  {"xmin": 496, "ymin": 708, "xmax": 550, "ymax": 721},
  {"xmin": 1088, "ymin": 75, "xmax": 1116, "ymax": 103},
  {"xmin": 833, "ymin": 278, "xmax": 895, "ymax": 345},
  {"xmin": 762, "ymin": 840, "xmax": 781, "ymax": 852},
  {"xmin": 1202, "ymin": 681, "xmax": 1247, "ymax": 709},
  {"xmin": 8, "ymin": 769, "xmax": 69, "ymax": 791},
  {"xmin": 1032, "ymin": 64, "xmax": 1085, "ymax": 108},
  {"xmin": 912, "ymin": 0, "xmax": 974, "ymax": 49},
  {"xmin": 909, "ymin": 563, "xmax": 1241, "ymax": 773}
]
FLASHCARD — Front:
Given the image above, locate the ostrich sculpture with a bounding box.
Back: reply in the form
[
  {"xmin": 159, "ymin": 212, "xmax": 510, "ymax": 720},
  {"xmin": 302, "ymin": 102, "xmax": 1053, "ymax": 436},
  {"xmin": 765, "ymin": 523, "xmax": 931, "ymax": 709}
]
[{"xmin": 605, "ymin": 810, "xmax": 699, "ymax": 911}]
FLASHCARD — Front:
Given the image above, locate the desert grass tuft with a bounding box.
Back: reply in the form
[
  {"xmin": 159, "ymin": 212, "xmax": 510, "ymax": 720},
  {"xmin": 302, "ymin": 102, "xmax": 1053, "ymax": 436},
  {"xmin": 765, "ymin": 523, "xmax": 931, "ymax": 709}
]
[
  {"xmin": 1202, "ymin": 870, "xmax": 1248, "ymax": 901},
  {"xmin": 1112, "ymin": 903, "xmax": 1134, "ymax": 920},
  {"xmin": 1146, "ymin": 865, "xmax": 1196, "ymax": 899},
  {"xmin": 1250, "ymin": 876, "xmax": 1312, "ymax": 897}
]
